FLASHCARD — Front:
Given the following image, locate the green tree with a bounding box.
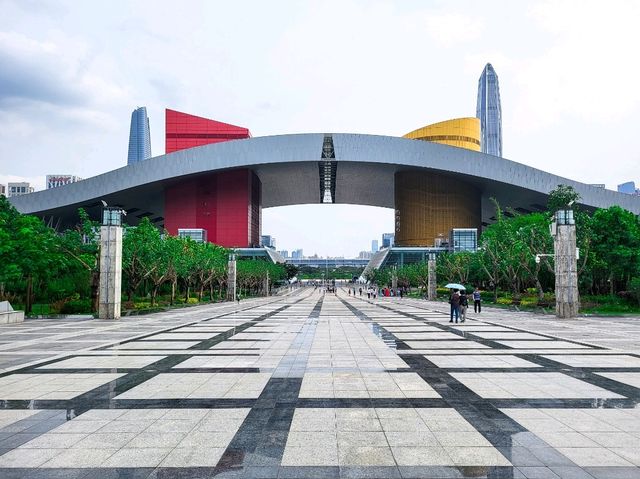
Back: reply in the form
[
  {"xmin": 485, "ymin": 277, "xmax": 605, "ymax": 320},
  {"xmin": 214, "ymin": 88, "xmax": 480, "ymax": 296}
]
[
  {"xmin": 58, "ymin": 209, "xmax": 101, "ymax": 312},
  {"xmin": 588, "ymin": 206, "xmax": 640, "ymax": 295},
  {"xmin": 0, "ymin": 197, "xmax": 63, "ymax": 313},
  {"xmin": 547, "ymin": 184, "xmax": 581, "ymax": 213}
]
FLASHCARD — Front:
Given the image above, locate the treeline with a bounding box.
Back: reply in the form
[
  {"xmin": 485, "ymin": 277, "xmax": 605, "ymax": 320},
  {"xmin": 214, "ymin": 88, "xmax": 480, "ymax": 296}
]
[
  {"xmin": 0, "ymin": 196, "xmax": 290, "ymax": 314},
  {"xmin": 366, "ymin": 186, "xmax": 640, "ymax": 304}
]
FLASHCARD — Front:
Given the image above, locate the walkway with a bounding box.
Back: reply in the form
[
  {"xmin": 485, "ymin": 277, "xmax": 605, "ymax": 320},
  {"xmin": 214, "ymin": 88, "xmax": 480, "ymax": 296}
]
[{"xmin": 0, "ymin": 288, "xmax": 639, "ymax": 478}]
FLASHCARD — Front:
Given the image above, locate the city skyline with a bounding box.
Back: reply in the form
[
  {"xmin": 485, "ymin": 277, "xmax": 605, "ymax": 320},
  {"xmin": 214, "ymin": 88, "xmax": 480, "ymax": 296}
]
[{"xmin": 3, "ymin": 1, "xmax": 640, "ymax": 257}]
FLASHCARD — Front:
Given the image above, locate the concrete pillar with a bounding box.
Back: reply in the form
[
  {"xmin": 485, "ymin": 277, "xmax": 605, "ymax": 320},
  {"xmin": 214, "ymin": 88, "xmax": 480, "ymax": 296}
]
[
  {"xmin": 391, "ymin": 267, "xmax": 398, "ymax": 290},
  {"xmin": 227, "ymin": 257, "xmax": 237, "ymax": 301},
  {"xmin": 427, "ymin": 259, "xmax": 437, "ymax": 301},
  {"xmin": 99, "ymin": 225, "xmax": 122, "ymax": 320},
  {"xmin": 554, "ymin": 216, "xmax": 579, "ymax": 318},
  {"xmin": 263, "ymin": 271, "xmax": 270, "ymax": 297}
]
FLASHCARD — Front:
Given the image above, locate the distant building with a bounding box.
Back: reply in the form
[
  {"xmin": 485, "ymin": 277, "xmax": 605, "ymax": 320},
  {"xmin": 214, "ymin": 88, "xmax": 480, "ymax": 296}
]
[
  {"xmin": 358, "ymin": 251, "xmax": 373, "ymax": 259},
  {"xmin": 0, "ymin": 185, "xmax": 5, "ymax": 196},
  {"xmin": 450, "ymin": 228, "xmax": 478, "ymax": 252},
  {"xmin": 476, "ymin": 63, "xmax": 502, "ymax": 157},
  {"xmin": 371, "ymin": 240, "xmax": 379, "ymax": 252},
  {"xmin": 178, "ymin": 228, "xmax": 207, "ymax": 243},
  {"xmin": 291, "ymin": 249, "xmax": 304, "ymax": 259},
  {"xmin": 382, "ymin": 233, "xmax": 395, "ymax": 249},
  {"xmin": 260, "ymin": 235, "xmax": 276, "ymax": 249},
  {"xmin": 127, "ymin": 106, "xmax": 152, "ymax": 165},
  {"xmin": 618, "ymin": 181, "xmax": 640, "ymax": 195},
  {"xmin": 46, "ymin": 175, "xmax": 82, "ymax": 189},
  {"xmin": 7, "ymin": 182, "xmax": 34, "ymax": 197}
]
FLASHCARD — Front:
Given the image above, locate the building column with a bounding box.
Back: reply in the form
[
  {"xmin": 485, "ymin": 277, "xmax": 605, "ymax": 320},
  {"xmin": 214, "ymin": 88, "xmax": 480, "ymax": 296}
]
[
  {"xmin": 554, "ymin": 210, "xmax": 579, "ymax": 318},
  {"xmin": 99, "ymin": 225, "xmax": 123, "ymax": 319}
]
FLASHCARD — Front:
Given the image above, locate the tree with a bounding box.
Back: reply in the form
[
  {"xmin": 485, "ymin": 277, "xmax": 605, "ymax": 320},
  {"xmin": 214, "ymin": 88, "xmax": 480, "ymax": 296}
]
[
  {"xmin": 58, "ymin": 209, "xmax": 101, "ymax": 312},
  {"xmin": 547, "ymin": 184, "xmax": 581, "ymax": 213},
  {"xmin": 588, "ymin": 206, "xmax": 640, "ymax": 295},
  {"xmin": 0, "ymin": 197, "xmax": 63, "ymax": 313}
]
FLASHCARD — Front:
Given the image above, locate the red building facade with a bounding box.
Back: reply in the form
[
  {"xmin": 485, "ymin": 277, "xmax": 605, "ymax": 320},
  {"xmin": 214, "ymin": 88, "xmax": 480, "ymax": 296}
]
[
  {"xmin": 163, "ymin": 110, "xmax": 259, "ymax": 248},
  {"xmin": 165, "ymin": 109, "xmax": 251, "ymax": 153}
]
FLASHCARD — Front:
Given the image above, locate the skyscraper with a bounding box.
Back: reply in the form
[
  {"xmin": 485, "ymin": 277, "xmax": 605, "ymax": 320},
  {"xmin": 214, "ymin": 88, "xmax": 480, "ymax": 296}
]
[
  {"xmin": 476, "ymin": 63, "xmax": 502, "ymax": 157},
  {"xmin": 127, "ymin": 107, "xmax": 152, "ymax": 165},
  {"xmin": 382, "ymin": 233, "xmax": 395, "ymax": 249},
  {"xmin": 371, "ymin": 240, "xmax": 379, "ymax": 253}
]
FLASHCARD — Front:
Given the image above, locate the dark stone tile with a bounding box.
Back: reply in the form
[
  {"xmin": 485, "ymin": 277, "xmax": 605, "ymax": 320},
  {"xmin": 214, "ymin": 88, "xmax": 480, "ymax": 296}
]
[
  {"xmin": 278, "ymin": 466, "xmax": 340, "ymax": 479},
  {"xmin": 398, "ymin": 466, "xmax": 465, "ymax": 478},
  {"xmin": 548, "ymin": 467, "xmax": 596, "ymax": 479},
  {"xmin": 22, "ymin": 468, "xmax": 91, "ymax": 479},
  {"xmin": 0, "ymin": 468, "xmax": 33, "ymax": 479},
  {"xmin": 583, "ymin": 468, "xmax": 640, "ymax": 479},
  {"xmin": 244, "ymin": 466, "xmax": 280, "ymax": 479},
  {"xmin": 516, "ymin": 467, "xmax": 560, "ymax": 479},
  {"xmin": 0, "ymin": 433, "xmax": 40, "ymax": 449},
  {"xmin": 340, "ymin": 465, "xmax": 401, "ymax": 478},
  {"xmin": 82, "ymin": 468, "xmax": 154, "ymax": 479}
]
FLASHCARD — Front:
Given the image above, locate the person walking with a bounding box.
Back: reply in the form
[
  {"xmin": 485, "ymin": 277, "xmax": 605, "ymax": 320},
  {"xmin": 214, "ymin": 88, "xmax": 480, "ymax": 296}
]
[
  {"xmin": 449, "ymin": 290, "xmax": 461, "ymax": 323},
  {"xmin": 473, "ymin": 287, "xmax": 482, "ymax": 313},
  {"xmin": 459, "ymin": 293, "xmax": 468, "ymax": 322}
]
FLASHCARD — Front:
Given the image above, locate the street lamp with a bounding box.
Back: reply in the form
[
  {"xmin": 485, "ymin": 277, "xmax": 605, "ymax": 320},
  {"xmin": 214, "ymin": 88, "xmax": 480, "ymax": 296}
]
[{"xmin": 99, "ymin": 202, "xmax": 125, "ymax": 320}]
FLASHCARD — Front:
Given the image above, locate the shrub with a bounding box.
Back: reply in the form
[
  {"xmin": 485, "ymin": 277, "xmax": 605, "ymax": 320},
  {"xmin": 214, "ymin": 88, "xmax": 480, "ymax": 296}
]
[
  {"xmin": 520, "ymin": 298, "xmax": 537, "ymax": 307},
  {"xmin": 187, "ymin": 297, "xmax": 199, "ymax": 304},
  {"xmin": 60, "ymin": 299, "xmax": 92, "ymax": 314},
  {"xmin": 496, "ymin": 297, "xmax": 511, "ymax": 305},
  {"xmin": 627, "ymin": 278, "xmax": 640, "ymax": 305}
]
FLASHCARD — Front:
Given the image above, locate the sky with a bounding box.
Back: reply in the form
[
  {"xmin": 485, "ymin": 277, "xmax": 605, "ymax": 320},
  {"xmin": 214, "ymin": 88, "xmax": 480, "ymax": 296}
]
[{"xmin": 1, "ymin": 0, "xmax": 640, "ymax": 257}]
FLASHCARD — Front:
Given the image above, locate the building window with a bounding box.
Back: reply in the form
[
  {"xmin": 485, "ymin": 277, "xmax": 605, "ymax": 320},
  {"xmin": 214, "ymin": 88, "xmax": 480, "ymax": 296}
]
[{"xmin": 178, "ymin": 228, "xmax": 207, "ymax": 243}]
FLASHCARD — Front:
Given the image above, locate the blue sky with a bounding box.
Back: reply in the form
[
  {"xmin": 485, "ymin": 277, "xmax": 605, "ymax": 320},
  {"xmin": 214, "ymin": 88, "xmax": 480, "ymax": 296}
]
[{"xmin": 2, "ymin": 0, "xmax": 640, "ymax": 256}]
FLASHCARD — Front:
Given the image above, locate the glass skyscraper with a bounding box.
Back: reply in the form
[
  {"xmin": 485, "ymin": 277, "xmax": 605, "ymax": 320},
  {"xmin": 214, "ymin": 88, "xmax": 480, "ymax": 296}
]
[
  {"xmin": 476, "ymin": 63, "xmax": 502, "ymax": 157},
  {"xmin": 127, "ymin": 107, "xmax": 152, "ymax": 165}
]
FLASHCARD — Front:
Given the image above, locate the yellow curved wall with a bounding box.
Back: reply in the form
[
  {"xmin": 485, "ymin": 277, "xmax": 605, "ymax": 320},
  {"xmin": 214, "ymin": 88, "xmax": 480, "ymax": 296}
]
[{"xmin": 403, "ymin": 117, "xmax": 481, "ymax": 152}]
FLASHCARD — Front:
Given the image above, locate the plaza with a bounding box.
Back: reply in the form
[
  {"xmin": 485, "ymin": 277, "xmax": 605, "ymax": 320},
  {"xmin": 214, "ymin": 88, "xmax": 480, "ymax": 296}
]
[{"xmin": 0, "ymin": 289, "xmax": 638, "ymax": 478}]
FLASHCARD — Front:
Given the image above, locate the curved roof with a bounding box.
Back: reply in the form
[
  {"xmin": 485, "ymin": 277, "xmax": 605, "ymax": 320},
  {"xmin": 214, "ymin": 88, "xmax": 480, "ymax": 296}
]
[
  {"xmin": 403, "ymin": 117, "xmax": 481, "ymax": 152},
  {"xmin": 9, "ymin": 133, "xmax": 640, "ymax": 227}
]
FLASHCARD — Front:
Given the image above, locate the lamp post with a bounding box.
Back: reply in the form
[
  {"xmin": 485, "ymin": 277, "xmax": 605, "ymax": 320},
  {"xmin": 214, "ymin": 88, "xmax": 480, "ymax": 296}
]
[
  {"xmin": 227, "ymin": 253, "xmax": 237, "ymax": 302},
  {"xmin": 99, "ymin": 206, "xmax": 124, "ymax": 319},
  {"xmin": 427, "ymin": 253, "xmax": 437, "ymax": 301},
  {"xmin": 553, "ymin": 207, "xmax": 579, "ymax": 318}
]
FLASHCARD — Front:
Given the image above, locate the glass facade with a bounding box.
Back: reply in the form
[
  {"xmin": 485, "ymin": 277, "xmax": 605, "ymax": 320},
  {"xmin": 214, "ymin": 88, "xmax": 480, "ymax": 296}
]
[
  {"xmin": 127, "ymin": 107, "xmax": 152, "ymax": 165},
  {"xmin": 178, "ymin": 228, "xmax": 207, "ymax": 243},
  {"xmin": 450, "ymin": 228, "xmax": 478, "ymax": 252},
  {"xmin": 476, "ymin": 63, "xmax": 502, "ymax": 157}
]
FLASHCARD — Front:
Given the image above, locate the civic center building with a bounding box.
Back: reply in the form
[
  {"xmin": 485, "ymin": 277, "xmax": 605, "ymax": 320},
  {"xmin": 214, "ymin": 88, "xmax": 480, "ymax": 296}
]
[{"xmin": 10, "ymin": 108, "xmax": 640, "ymax": 262}]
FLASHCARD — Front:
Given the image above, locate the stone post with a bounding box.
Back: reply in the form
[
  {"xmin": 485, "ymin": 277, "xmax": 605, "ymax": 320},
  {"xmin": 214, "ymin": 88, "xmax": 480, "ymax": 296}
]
[
  {"xmin": 391, "ymin": 266, "xmax": 398, "ymax": 290},
  {"xmin": 263, "ymin": 270, "xmax": 270, "ymax": 297},
  {"xmin": 99, "ymin": 225, "xmax": 123, "ymax": 319},
  {"xmin": 427, "ymin": 258, "xmax": 437, "ymax": 301},
  {"xmin": 227, "ymin": 255, "xmax": 237, "ymax": 301},
  {"xmin": 554, "ymin": 210, "xmax": 579, "ymax": 318}
]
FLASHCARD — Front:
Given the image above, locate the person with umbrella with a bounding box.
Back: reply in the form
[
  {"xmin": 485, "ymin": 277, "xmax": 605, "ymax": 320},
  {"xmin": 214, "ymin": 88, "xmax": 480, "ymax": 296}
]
[{"xmin": 445, "ymin": 283, "xmax": 465, "ymax": 323}]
